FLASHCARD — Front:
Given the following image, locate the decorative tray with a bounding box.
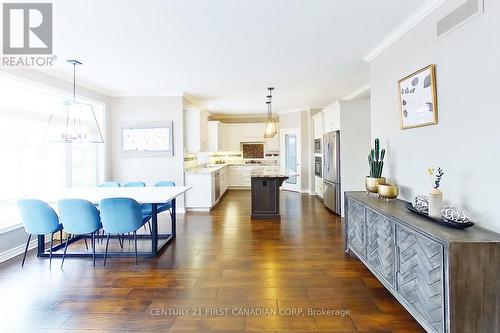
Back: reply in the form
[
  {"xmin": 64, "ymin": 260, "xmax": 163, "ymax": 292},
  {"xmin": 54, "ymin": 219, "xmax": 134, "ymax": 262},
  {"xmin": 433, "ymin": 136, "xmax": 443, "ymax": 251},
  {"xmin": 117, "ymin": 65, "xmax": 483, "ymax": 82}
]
[{"xmin": 405, "ymin": 202, "xmax": 474, "ymax": 230}]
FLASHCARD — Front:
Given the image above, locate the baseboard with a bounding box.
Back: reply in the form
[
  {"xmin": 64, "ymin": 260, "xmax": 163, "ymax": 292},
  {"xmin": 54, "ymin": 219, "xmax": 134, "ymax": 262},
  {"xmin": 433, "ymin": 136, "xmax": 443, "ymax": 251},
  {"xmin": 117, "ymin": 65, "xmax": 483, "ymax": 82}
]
[
  {"xmin": 300, "ymin": 189, "xmax": 312, "ymax": 195},
  {"xmin": 185, "ymin": 207, "xmax": 210, "ymax": 212},
  {"xmin": 0, "ymin": 237, "xmax": 40, "ymax": 263}
]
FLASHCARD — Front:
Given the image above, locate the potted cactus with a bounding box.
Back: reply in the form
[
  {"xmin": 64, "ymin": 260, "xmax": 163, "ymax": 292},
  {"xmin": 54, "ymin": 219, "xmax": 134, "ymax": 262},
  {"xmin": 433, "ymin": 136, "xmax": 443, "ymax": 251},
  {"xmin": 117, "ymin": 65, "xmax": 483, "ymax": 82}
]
[{"xmin": 366, "ymin": 138, "xmax": 386, "ymax": 195}]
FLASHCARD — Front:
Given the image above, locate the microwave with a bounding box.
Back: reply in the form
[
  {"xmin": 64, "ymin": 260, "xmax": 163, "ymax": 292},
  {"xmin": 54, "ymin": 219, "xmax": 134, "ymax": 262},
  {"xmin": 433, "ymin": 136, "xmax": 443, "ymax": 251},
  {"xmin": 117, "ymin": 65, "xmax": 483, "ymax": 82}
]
[{"xmin": 314, "ymin": 139, "xmax": 321, "ymax": 154}]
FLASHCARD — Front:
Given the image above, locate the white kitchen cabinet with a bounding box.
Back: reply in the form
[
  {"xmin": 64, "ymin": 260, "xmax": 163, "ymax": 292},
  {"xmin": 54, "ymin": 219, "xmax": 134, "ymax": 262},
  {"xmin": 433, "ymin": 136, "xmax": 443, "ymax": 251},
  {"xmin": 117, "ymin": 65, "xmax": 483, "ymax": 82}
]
[
  {"xmin": 208, "ymin": 121, "xmax": 228, "ymax": 152},
  {"xmin": 312, "ymin": 112, "xmax": 324, "ymax": 139},
  {"xmin": 185, "ymin": 174, "xmax": 214, "ymax": 209},
  {"xmin": 220, "ymin": 167, "xmax": 229, "ymax": 194},
  {"xmin": 314, "ymin": 175, "xmax": 324, "ymax": 198},
  {"xmin": 322, "ymin": 101, "xmax": 340, "ymax": 133},
  {"xmin": 184, "ymin": 108, "xmax": 208, "ymax": 153}
]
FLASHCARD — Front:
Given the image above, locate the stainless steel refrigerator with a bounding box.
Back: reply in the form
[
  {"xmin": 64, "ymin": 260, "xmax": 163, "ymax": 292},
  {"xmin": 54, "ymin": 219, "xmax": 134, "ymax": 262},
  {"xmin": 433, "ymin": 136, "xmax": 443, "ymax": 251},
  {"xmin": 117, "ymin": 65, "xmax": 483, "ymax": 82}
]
[{"xmin": 323, "ymin": 131, "xmax": 341, "ymax": 214}]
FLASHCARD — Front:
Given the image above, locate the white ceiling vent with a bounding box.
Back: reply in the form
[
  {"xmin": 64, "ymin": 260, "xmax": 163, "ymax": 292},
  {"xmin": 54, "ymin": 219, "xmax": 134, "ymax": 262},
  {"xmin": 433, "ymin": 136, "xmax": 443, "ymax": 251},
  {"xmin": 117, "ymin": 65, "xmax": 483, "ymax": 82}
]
[{"xmin": 437, "ymin": 0, "xmax": 484, "ymax": 39}]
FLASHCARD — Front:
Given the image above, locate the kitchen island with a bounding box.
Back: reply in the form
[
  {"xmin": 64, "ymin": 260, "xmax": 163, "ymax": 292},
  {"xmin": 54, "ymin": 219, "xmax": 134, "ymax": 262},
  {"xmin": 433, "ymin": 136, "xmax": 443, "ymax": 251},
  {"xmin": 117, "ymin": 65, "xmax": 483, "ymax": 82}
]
[{"xmin": 250, "ymin": 170, "xmax": 289, "ymax": 220}]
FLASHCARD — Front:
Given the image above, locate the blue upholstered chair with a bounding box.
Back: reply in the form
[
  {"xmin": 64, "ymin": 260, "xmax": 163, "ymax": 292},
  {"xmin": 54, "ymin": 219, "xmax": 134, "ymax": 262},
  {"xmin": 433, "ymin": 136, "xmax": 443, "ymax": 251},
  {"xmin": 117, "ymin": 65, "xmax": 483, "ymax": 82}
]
[
  {"xmin": 99, "ymin": 198, "xmax": 147, "ymax": 266},
  {"xmin": 141, "ymin": 181, "xmax": 176, "ymax": 220},
  {"xmin": 123, "ymin": 181, "xmax": 146, "ymax": 187},
  {"xmin": 98, "ymin": 181, "xmax": 121, "ymax": 187},
  {"xmin": 57, "ymin": 199, "xmax": 102, "ymax": 268},
  {"xmin": 17, "ymin": 199, "xmax": 63, "ymax": 268}
]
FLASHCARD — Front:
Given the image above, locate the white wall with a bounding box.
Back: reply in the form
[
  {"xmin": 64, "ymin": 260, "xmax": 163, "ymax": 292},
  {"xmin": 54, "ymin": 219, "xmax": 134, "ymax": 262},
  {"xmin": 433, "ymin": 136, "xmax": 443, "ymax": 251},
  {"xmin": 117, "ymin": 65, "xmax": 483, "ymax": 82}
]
[
  {"xmin": 110, "ymin": 96, "xmax": 186, "ymax": 209},
  {"xmin": 370, "ymin": 0, "xmax": 500, "ymax": 232},
  {"xmin": 339, "ymin": 99, "xmax": 371, "ymax": 214}
]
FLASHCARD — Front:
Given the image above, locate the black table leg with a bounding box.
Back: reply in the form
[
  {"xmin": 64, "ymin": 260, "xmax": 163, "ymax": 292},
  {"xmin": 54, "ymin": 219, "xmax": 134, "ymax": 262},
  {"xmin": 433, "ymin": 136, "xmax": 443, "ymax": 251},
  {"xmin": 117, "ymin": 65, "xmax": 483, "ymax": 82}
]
[
  {"xmin": 37, "ymin": 235, "xmax": 45, "ymax": 257},
  {"xmin": 151, "ymin": 203, "xmax": 158, "ymax": 255},
  {"xmin": 171, "ymin": 198, "xmax": 176, "ymax": 237}
]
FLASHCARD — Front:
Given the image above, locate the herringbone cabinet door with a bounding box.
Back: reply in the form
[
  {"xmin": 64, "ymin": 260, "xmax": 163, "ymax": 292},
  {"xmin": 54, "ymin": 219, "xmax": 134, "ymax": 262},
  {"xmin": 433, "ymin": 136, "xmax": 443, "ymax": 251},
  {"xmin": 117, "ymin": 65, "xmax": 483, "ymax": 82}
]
[
  {"xmin": 346, "ymin": 198, "xmax": 365, "ymax": 257},
  {"xmin": 366, "ymin": 209, "xmax": 394, "ymax": 286},
  {"xmin": 397, "ymin": 226, "xmax": 444, "ymax": 333}
]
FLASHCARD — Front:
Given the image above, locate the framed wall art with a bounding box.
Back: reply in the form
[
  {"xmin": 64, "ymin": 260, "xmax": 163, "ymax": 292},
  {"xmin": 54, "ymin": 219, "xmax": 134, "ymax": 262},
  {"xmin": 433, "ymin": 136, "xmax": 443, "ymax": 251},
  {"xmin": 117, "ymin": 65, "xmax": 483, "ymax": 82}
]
[
  {"xmin": 398, "ymin": 64, "xmax": 438, "ymax": 129},
  {"xmin": 122, "ymin": 121, "xmax": 174, "ymax": 157}
]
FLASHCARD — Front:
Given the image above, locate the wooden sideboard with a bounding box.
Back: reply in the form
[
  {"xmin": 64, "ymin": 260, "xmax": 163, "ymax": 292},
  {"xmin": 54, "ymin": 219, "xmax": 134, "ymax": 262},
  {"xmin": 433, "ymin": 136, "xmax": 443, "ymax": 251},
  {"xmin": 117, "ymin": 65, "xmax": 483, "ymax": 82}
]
[{"xmin": 344, "ymin": 191, "xmax": 500, "ymax": 333}]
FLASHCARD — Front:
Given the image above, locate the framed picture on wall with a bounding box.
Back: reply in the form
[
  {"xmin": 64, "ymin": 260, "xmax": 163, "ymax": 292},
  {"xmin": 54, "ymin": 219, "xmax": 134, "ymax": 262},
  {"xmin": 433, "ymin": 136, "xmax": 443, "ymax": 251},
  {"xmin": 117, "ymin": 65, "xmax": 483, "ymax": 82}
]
[
  {"xmin": 398, "ymin": 64, "xmax": 438, "ymax": 129},
  {"xmin": 122, "ymin": 121, "xmax": 174, "ymax": 157}
]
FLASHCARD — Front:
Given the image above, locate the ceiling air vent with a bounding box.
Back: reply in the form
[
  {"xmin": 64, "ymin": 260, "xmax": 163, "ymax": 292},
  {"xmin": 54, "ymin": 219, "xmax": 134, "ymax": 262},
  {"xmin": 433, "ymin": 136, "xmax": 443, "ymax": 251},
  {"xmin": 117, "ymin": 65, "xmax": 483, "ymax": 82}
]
[{"xmin": 437, "ymin": 0, "xmax": 484, "ymax": 39}]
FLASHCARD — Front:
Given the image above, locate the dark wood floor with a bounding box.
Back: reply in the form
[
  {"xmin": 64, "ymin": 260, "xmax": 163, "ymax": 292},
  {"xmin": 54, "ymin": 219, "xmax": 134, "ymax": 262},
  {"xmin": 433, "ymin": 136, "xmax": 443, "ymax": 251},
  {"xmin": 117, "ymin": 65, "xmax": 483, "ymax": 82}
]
[{"xmin": 0, "ymin": 190, "xmax": 424, "ymax": 333}]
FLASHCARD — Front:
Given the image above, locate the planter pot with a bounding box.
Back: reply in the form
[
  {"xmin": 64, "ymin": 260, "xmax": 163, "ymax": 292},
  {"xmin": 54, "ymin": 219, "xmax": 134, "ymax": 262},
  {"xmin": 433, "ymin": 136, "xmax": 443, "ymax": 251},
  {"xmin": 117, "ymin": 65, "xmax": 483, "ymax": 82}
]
[
  {"xmin": 378, "ymin": 184, "xmax": 399, "ymax": 201},
  {"xmin": 365, "ymin": 177, "xmax": 386, "ymax": 195},
  {"xmin": 428, "ymin": 188, "xmax": 443, "ymax": 219}
]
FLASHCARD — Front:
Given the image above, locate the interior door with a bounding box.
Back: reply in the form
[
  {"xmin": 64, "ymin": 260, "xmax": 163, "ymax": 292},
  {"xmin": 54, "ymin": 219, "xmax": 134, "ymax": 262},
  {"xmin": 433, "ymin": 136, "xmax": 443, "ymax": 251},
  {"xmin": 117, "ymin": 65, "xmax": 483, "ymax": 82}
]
[{"xmin": 280, "ymin": 129, "xmax": 301, "ymax": 192}]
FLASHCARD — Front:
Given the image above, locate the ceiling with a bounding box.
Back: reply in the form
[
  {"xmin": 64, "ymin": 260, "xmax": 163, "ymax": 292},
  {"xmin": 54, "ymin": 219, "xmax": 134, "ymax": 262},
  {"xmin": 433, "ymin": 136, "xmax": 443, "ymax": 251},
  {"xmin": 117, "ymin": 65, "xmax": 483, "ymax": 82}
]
[{"xmin": 38, "ymin": 0, "xmax": 425, "ymax": 114}]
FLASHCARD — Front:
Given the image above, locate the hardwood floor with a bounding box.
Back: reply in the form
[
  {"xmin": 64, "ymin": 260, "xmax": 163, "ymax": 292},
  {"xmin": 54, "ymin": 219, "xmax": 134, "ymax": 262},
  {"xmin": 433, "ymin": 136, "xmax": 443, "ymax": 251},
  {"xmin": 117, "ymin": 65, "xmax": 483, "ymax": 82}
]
[{"xmin": 0, "ymin": 190, "xmax": 424, "ymax": 332}]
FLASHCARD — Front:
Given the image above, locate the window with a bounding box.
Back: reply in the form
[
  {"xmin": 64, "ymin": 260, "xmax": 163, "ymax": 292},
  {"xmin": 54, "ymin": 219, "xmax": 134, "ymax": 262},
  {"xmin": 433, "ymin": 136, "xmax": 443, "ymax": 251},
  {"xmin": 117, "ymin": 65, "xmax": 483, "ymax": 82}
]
[{"xmin": 0, "ymin": 75, "xmax": 105, "ymax": 230}]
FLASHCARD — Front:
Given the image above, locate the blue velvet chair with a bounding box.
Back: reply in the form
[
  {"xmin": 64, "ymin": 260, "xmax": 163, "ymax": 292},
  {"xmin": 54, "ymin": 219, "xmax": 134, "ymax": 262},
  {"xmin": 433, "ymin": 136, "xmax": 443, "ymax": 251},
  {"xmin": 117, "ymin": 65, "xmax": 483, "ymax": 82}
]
[
  {"xmin": 99, "ymin": 198, "xmax": 147, "ymax": 266},
  {"xmin": 123, "ymin": 181, "xmax": 146, "ymax": 187},
  {"xmin": 98, "ymin": 181, "xmax": 121, "ymax": 187},
  {"xmin": 17, "ymin": 199, "xmax": 63, "ymax": 268},
  {"xmin": 57, "ymin": 199, "xmax": 102, "ymax": 268}
]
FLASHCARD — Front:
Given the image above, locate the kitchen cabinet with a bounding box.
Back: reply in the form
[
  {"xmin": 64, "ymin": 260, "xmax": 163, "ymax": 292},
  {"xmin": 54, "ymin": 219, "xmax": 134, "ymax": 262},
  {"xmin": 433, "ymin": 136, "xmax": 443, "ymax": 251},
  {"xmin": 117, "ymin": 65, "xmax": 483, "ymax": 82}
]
[
  {"xmin": 322, "ymin": 101, "xmax": 340, "ymax": 133},
  {"xmin": 184, "ymin": 108, "xmax": 208, "ymax": 153},
  {"xmin": 314, "ymin": 175, "xmax": 323, "ymax": 198},
  {"xmin": 312, "ymin": 112, "xmax": 323, "ymax": 139},
  {"xmin": 207, "ymin": 121, "xmax": 228, "ymax": 152}
]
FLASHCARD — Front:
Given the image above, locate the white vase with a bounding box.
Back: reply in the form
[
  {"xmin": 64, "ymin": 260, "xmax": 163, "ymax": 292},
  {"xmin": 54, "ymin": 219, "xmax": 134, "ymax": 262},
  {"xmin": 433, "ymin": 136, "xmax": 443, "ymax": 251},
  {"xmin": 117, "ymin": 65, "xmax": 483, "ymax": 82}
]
[{"xmin": 428, "ymin": 188, "xmax": 443, "ymax": 219}]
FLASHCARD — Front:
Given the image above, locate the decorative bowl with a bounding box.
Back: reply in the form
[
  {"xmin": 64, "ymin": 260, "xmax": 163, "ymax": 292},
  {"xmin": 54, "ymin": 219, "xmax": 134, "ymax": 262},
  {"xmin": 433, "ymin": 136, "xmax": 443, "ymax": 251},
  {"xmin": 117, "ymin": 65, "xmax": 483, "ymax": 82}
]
[
  {"xmin": 365, "ymin": 177, "xmax": 386, "ymax": 194},
  {"xmin": 378, "ymin": 184, "xmax": 399, "ymax": 201}
]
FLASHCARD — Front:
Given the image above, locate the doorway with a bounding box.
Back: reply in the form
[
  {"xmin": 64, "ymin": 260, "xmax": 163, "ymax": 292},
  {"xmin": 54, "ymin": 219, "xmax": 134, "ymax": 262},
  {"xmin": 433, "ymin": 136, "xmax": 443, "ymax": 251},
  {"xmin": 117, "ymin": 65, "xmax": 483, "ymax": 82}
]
[{"xmin": 280, "ymin": 128, "xmax": 301, "ymax": 192}]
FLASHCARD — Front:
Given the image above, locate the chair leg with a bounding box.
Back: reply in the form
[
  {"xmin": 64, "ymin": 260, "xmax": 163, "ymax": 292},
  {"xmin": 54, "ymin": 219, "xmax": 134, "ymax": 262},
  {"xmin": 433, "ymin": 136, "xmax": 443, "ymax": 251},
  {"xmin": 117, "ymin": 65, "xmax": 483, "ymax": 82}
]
[
  {"xmin": 148, "ymin": 221, "xmax": 152, "ymax": 235},
  {"xmin": 92, "ymin": 232, "xmax": 96, "ymax": 268},
  {"xmin": 103, "ymin": 233, "xmax": 111, "ymax": 267},
  {"xmin": 61, "ymin": 234, "xmax": 72, "ymax": 269},
  {"xmin": 21, "ymin": 234, "xmax": 32, "ymax": 267},
  {"xmin": 134, "ymin": 231, "xmax": 138, "ymax": 266},
  {"xmin": 118, "ymin": 234, "xmax": 123, "ymax": 249},
  {"xmin": 59, "ymin": 230, "xmax": 63, "ymax": 245},
  {"xmin": 49, "ymin": 233, "xmax": 54, "ymax": 269},
  {"xmin": 84, "ymin": 235, "xmax": 89, "ymax": 250}
]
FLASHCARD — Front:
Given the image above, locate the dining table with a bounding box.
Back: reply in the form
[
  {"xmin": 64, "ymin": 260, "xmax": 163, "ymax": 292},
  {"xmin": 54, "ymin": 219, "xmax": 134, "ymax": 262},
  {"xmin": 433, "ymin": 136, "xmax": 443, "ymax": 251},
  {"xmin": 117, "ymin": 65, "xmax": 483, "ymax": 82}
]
[{"xmin": 36, "ymin": 186, "xmax": 191, "ymax": 258}]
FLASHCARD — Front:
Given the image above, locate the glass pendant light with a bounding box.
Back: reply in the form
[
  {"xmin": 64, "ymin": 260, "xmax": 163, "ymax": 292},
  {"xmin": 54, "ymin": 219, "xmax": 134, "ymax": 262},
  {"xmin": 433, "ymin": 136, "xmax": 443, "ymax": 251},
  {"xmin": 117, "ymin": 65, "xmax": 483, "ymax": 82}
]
[
  {"xmin": 264, "ymin": 87, "xmax": 277, "ymax": 138},
  {"xmin": 44, "ymin": 60, "xmax": 104, "ymax": 143}
]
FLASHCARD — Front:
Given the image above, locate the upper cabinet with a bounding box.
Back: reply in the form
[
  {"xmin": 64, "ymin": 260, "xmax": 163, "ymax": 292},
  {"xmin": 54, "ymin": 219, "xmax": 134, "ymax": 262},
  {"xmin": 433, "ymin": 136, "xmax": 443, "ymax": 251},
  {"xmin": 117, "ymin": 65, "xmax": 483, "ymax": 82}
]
[
  {"xmin": 322, "ymin": 101, "xmax": 340, "ymax": 133},
  {"xmin": 207, "ymin": 121, "xmax": 228, "ymax": 151},
  {"xmin": 312, "ymin": 112, "xmax": 323, "ymax": 139},
  {"xmin": 184, "ymin": 108, "xmax": 208, "ymax": 153}
]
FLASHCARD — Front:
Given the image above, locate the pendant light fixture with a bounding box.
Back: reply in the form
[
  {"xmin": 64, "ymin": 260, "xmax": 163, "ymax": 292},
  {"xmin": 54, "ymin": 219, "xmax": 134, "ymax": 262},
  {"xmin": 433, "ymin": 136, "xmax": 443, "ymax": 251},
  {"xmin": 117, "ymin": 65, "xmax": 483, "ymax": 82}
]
[
  {"xmin": 44, "ymin": 60, "xmax": 104, "ymax": 143},
  {"xmin": 264, "ymin": 87, "xmax": 277, "ymax": 138}
]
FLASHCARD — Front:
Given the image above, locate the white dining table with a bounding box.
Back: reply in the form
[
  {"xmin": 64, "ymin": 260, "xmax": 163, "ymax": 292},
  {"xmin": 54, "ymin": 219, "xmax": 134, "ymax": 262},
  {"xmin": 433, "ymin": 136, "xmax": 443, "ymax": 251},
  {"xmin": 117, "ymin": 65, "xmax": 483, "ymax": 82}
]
[{"xmin": 36, "ymin": 186, "xmax": 191, "ymax": 258}]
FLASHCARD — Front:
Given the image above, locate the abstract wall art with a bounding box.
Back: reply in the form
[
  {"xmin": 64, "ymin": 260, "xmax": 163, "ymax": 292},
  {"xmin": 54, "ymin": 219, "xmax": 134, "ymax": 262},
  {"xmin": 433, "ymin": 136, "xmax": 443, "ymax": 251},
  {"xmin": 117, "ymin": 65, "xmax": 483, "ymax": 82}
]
[
  {"xmin": 398, "ymin": 64, "xmax": 438, "ymax": 129},
  {"xmin": 122, "ymin": 121, "xmax": 174, "ymax": 157}
]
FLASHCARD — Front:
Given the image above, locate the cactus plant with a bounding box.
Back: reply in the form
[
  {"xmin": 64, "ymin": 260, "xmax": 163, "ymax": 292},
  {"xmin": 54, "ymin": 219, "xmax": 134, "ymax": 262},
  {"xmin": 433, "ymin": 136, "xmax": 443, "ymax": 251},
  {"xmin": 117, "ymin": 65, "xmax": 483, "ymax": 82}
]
[{"xmin": 368, "ymin": 138, "xmax": 385, "ymax": 178}]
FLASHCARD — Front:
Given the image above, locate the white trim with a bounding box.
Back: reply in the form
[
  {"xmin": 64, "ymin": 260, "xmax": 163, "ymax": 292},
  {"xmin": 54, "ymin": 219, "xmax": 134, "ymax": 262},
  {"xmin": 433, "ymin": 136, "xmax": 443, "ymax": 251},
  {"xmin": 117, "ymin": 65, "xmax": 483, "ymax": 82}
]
[
  {"xmin": 0, "ymin": 237, "xmax": 39, "ymax": 263},
  {"xmin": 110, "ymin": 91, "xmax": 184, "ymax": 97},
  {"xmin": 277, "ymin": 108, "xmax": 307, "ymax": 115},
  {"xmin": 185, "ymin": 207, "xmax": 210, "ymax": 212},
  {"xmin": 0, "ymin": 223, "xmax": 23, "ymax": 234},
  {"xmin": 342, "ymin": 84, "xmax": 370, "ymax": 100},
  {"xmin": 362, "ymin": 0, "xmax": 447, "ymax": 62},
  {"xmin": 300, "ymin": 189, "xmax": 313, "ymax": 195}
]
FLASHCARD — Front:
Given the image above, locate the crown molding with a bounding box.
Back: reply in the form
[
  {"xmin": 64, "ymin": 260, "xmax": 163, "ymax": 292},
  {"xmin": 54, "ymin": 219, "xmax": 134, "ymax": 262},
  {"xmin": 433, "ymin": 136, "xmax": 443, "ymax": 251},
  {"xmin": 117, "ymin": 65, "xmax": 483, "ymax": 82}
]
[
  {"xmin": 342, "ymin": 83, "xmax": 370, "ymax": 100},
  {"xmin": 362, "ymin": 0, "xmax": 447, "ymax": 63}
]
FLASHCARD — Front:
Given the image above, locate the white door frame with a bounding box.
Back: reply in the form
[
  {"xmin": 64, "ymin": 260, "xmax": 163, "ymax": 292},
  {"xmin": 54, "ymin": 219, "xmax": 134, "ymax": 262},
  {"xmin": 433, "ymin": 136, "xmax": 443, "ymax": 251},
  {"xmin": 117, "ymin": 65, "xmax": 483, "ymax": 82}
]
[{"xmin": 280, "ymin": 128, "xmax": 301, "ymax": 192}]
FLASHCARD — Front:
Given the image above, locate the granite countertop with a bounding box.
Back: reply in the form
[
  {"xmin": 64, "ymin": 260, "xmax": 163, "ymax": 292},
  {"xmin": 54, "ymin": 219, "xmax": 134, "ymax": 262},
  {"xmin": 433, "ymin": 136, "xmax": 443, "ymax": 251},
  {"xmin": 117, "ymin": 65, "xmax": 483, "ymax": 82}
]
[
  {"xmin": 185, "ymin": 164, "xmax": 280, "ymax": 175},
  {"xmin": 251, "ymin": 170, "xmax": 293, "ymax": 178}
]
